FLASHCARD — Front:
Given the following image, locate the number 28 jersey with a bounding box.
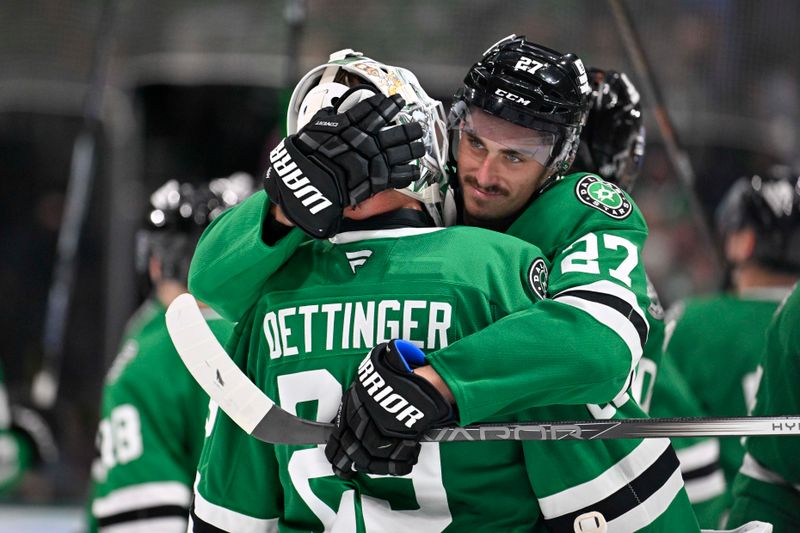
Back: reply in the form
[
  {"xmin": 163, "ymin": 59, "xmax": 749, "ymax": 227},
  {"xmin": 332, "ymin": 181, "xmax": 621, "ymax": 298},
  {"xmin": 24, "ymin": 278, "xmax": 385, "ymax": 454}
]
[{"xmin": 89, "ymin": 299, "xmax": 233, "ymax": 532}]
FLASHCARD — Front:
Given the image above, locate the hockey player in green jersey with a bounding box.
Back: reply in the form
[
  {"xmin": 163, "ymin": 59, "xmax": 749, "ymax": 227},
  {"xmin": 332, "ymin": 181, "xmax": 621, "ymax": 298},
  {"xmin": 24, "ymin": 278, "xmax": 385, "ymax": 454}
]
[
  {"xmin": 191, "ymin": 37, "xmax": 655, "ymax": 425},
  {"xmin": 191, "ymin": 51, "xmax": 701, "ymax": 532},
  {"xmin": 665, "ymin": 168, "xmax": 800, "ymax": 518},
  {"xmin": 726, "ymin": 282, "xmax": 800, "ymax": 532},
  {"xmin": 87, "ymin": 175, "xmax": 252, "ymax": 532},
  {"xmin": 573, "ymin": 68, "xmax": 726, "ymax": 527},
  {"xmin": 188, "ymin": 42, "xmax": 701, "ymax": 531}
]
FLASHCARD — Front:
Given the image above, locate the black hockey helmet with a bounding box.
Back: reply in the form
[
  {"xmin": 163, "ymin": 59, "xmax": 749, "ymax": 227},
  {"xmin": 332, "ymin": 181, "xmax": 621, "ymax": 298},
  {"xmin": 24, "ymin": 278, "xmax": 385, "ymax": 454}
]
[
  {"xmin": 715, "ymin": 166, "xmax": 800, "ymax": 273},
  {"xmin": 136, "ymin": 173, "xmax": 255, "ymax": 283},
  {"xmin": 450, "ymin": 34, "xmax": 592, "ymax": 178},
  {"xmin": 574, "ymin": 68, "xmax": 645, "ymax": 191}
]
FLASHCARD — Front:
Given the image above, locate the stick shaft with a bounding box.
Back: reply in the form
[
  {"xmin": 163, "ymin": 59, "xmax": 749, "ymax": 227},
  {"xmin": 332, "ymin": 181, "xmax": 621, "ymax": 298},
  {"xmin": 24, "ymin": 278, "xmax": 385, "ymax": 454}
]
[
  {"xmin": 607, "ymin": 0, "xmax": 723, "ymax": 272},
  {"xmin": 168, "ymin": 294, "xmax": 800, "ymax": 446},
  {"xmin": 425, "ymin": 416, "xmax": 800, "ymax": 443}
]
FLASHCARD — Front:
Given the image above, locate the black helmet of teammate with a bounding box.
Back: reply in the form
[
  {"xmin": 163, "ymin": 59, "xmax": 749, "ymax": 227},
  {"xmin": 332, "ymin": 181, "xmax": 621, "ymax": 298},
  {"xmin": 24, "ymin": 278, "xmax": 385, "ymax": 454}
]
[
  {"xmin": 451, "ymin": 34, "xmax": 592, "ymax": 178},
  {"xmin": 136, "ymin": 173, "xmax": 255, "ymax": 283},
  {"xmin": 715, "ymin": 166, "xmax": 800, "ymax": 273},
  {"xmin": 574, "ymin": 68, "xmax": 646, "ymax": 191}
]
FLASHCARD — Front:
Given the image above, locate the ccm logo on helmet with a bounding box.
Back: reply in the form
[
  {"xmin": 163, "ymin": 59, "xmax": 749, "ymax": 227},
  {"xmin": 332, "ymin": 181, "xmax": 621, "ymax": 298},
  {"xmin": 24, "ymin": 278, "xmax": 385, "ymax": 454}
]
[
  {"xmin": 494, "ymin": 88, "xmax": 531, "ymax": 106},
  {"xmin": 268, "ymin": 140, "xmax": 333, "ymax": 215}
]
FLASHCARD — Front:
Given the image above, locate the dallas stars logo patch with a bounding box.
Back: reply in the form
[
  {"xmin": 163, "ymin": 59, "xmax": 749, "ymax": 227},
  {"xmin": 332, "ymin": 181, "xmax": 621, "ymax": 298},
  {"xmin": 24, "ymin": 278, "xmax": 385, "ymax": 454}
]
[
  {"xmin": 575, "ymin": 175, "xmax": 633, "ymax": 219},
  {"xmin": 527, "ymin": 258, "xmax": 549, "ymax": 300}
]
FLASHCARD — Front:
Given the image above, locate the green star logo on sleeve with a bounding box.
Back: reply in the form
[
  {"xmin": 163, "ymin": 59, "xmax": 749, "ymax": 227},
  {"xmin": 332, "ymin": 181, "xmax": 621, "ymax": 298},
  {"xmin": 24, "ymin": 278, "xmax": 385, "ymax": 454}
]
[
  {"xmin": 575, "ymin": 175, "xmax": 633, "ymax": 219},
  {"xmin": 527, "ymin": 258, "xmax": 549, "ymax": 300}
]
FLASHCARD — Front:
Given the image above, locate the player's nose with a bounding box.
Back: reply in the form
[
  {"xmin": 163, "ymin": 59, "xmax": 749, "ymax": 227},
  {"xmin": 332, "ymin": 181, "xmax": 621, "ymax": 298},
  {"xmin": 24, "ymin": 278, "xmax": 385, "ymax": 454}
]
[{"xmin": 474, "ymin": 154, "xmax": 502, "ymax": 187}]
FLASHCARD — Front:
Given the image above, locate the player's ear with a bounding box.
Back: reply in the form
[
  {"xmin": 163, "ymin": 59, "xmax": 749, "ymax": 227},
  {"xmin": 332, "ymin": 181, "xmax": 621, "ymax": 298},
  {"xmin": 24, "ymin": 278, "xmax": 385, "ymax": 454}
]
[{"xmin": 724, "ymin": 227, "xmax": 756, "ymax": 263}]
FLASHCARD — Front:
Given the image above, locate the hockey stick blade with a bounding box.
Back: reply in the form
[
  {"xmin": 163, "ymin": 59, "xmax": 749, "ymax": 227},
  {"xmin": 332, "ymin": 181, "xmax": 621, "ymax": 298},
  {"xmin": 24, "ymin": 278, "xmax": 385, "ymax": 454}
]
[
  {"xmin": 167, "ymin": 294, "xmax": 800, "ymax": 445},
  {"xmin": 166, "ymin": 293, "xmax": 331, "ymax": 445}
]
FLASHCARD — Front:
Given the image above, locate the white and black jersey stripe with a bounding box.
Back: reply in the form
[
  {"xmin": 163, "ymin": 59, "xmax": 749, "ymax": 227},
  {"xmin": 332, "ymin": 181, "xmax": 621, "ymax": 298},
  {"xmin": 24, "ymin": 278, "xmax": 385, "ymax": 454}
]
[
  {"xmin": 92, "ymin": 481, "xmax": 192, "ymax": 532},
  {"xmin": 553, "ymin": 280, "xmax": 649, "ymax": 398},
  {"xmin": 676, "ymin": 439, "xmax": 726, "ymax": 503},
  {"xmin": 739, "ymin": 452, "xmax": 800, "ymax": 492},
  {"xmin": 539, "ymin": 439, "xmax": 683, "ymax": 532},
  {"xmin": 190, "ymin": 483, "xmax": 278, "ymax": 533}
]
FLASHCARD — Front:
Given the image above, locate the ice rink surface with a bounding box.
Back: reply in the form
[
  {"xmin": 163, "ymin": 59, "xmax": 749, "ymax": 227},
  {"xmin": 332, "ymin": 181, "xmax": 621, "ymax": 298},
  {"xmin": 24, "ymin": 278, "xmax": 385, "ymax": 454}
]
[{"xmin": 0, "ymin": 505, "xmax": 84, "ymax": 533}]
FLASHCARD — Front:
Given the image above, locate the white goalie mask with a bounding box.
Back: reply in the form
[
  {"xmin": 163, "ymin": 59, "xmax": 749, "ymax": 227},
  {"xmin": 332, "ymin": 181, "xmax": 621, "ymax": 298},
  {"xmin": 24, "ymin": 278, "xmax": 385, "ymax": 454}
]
[{"xmin": 287, "ymin": 49, "xmax": 455, "ymax": 226}]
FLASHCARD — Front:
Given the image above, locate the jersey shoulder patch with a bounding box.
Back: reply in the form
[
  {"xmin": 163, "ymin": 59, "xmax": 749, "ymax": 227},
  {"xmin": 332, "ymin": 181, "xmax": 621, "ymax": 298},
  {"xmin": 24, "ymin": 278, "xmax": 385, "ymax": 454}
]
[
  {"xmin": 527, "ymin": 257, "xmax": 549, "ymax": 300},
  {"xmin": 574, "ymin": 174, "xmax": 633, "ymax": 220}
]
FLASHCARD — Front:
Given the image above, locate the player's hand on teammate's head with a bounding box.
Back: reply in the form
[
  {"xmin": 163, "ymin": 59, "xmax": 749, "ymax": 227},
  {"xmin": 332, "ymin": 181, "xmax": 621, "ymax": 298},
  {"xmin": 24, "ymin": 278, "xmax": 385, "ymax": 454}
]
[
  {"xmin": 324, "ymin": 340, "xmax": 451, "ymax": 479},
  {"xmin": 264, "ymin": 93, "xmax": 425, "ymax": 239}
]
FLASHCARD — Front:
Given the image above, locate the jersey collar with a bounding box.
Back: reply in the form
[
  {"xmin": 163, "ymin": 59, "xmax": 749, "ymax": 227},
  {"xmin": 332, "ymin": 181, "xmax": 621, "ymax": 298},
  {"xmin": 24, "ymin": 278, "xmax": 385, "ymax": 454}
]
[{"xmin": 330, "ymin": 226, "xmax": 444, "ymax": 244}]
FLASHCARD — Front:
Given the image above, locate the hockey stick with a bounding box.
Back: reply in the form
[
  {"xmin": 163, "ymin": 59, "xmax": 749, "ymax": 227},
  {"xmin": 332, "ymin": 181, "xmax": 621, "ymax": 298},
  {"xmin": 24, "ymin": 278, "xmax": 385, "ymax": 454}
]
[
  {"xmin": 607, "ymin": 0, "xmax": 723, "ymax": 273},
  {"xmin": 31, "ymin": 0, "xmax": 120, "ymax": 409},
  {"xmin": 167, "ymin": 294, "xmax": 800, "ymax": 445}
]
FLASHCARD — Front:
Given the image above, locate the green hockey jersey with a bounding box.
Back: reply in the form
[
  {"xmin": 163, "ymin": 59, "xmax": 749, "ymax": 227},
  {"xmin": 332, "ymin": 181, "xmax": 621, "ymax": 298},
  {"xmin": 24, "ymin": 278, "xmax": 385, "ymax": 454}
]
[
  {"xmin": 665, "ymin": 287, "xmax": 792, "ymax": 515},
  {"xmin": 468, "ymin": 172, "xmax": 723, "ymax": 527},
  {"xmin": 191, "ymin": 174, "xmax": 652, "ymax": 416},
  {"xmin": 506, "ymin": 174, "xmax": 725, "ymax": 525},
  {"xmin": 651, "ymin": 352, "xmax": 727, "ymax": 527},
  {"xmin": 189, "ymin": 190, "xmax": 310, "ymax": 323},
  {"xmin": 88, "ymin": 298, "xmax": 233, "ymax": 532},
  {"xmin": 638, "ymin": 280, "xmax": 726, "ymax": 528},
  {"xmin": 726, "ymin": 283, "xmax": 800, "ymax": 532},
  {"xmin": 193, "ymin": 221, "xmax": 699, "ymax": 532}
]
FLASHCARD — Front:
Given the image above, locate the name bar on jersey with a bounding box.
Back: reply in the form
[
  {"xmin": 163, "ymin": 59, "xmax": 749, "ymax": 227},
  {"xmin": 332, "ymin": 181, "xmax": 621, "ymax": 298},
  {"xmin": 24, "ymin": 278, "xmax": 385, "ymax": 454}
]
[{"xmin": 263, "ymin": 299, "xmax": 452, "ymax": 359}]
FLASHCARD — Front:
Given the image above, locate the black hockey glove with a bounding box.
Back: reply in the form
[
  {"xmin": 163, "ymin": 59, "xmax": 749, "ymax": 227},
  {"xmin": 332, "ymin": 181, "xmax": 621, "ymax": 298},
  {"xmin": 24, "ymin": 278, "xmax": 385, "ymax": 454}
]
[
  {"xmin": 325, "ymin": 340, "xmax": 451, "ymax": 479},
  {"xmin": 264, "ymin": 92, "xmax": 425, "ymax": 239}
]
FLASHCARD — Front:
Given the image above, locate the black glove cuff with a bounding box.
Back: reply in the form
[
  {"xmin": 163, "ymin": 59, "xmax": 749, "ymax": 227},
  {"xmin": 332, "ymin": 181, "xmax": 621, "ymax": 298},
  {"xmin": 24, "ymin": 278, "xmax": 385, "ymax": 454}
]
[
  {"xmin": 261, "ymin": 201, "xmax": 294, "ymax": 246},
  {"xmin": 267, "ymin": 138, "xmax": 345, "ymax": 238}
]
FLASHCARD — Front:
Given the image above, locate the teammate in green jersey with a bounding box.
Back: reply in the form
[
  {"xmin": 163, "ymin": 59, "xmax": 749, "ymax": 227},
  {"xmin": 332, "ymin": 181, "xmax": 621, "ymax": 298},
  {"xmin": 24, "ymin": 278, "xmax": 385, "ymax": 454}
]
[
  {"xmin": 192, "ymin": 51, "xmax": 702, "ymax": 532},
  {"xmin": 87, "ymin": 175, "xmax": 252, "ymax": 532},
  {"xmin": 573, "ymin": 67, "xmax": 726, "ymax": 527},
  {"xmin": 335, "ymin": 37, "xmax": 700, "ymax": 529},
  {"xmin": 726, "ymin": 282, "xmax": 800, "ymax": 532},
  {"xmin": 665, "ymin": 167, "xmax": 800, "ymax": 519},
  {"xmin": 189, "ymin": 42, "xmax": 702, "ymax": 531}
]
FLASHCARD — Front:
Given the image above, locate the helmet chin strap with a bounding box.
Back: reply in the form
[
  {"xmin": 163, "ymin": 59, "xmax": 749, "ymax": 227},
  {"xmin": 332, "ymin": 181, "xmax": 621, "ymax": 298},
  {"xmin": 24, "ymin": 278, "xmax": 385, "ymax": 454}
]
[{"xmin": 531, "ymin": 158, "xmax": 568, "ymax": 202}]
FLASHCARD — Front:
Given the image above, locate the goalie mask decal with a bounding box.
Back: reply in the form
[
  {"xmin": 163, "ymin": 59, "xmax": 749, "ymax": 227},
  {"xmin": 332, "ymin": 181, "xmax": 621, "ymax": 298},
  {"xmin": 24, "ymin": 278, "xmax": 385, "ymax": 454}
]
[
  {"xmin": 527, "ymin": 258, "xmax": 549, "ymax": 301},
  {"xmin": 575, "ymin": 174, "xmax": 633, "ymax": 219}
]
